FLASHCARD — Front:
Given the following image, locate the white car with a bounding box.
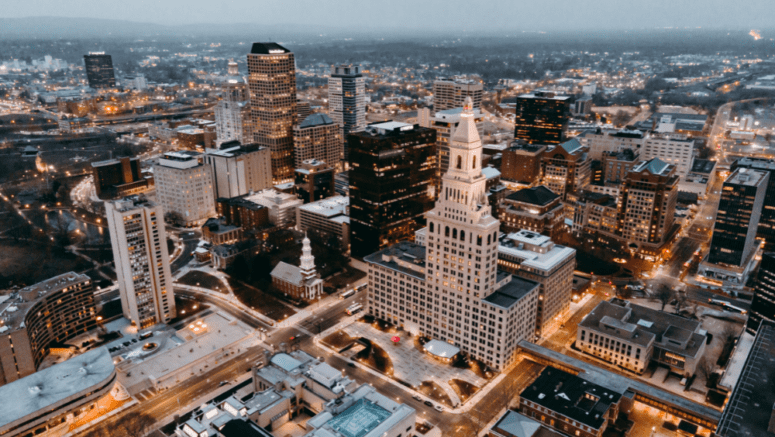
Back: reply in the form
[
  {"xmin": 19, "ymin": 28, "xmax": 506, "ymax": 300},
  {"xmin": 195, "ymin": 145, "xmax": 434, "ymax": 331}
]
[{"xmin": 434, "ymin": 405, "xmax": 444, "ymax": 413}]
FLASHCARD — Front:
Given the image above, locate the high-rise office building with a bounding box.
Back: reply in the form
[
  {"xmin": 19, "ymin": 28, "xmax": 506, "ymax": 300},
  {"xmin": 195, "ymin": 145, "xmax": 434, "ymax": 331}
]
[
  {"xmin": 747, "ymin": 252, "xmax": 775, "ymax": 335},
  {"xmin": 91, "ymin": 156, "xmax": 151, "ymax": 200},
  {"xmin": 707, "ymin": 168, "xmax": 768, "ymax": 267},
  {"xmin": 348, "ymin": 121, "xmax": 436, "ymax": 257},
  {"xmin": 83, "ymin": 52, "xmax": 116, "ymax": 89},
  {"xmin": 328, "ymin": 64, "xmax": 366, "ymax": 160},
  {"xmin": 204, "ymin": 142, "xmax": 273, "ymax": 200},
  {"xmin": 247, "ymin": 43, "xmax": 297, "ymax": 183},
  {"xmin": 293, "ymin": 113, "xmax": 344, "ymax": 171},
  {"xmin": 514, "ymin": 91, "xmax": 571, "ymax": 145},
  {"xmin": 618, "ymin": 158, "xmax": 678, "ymax": 259},
  {"xmin": 154, "ymin": 151, "xmax": 216, "ymax": 227},
  {"xmin": 731, "ymin": 157, "xmax": 775, "ymax": 249},
  {"xmin": 215, "ymin": 63, "xmax": 251, "ymax": 145},
  {"xmin": 432, "ymin": 78, "xmax": 483, "ymax": 112},
  {"xmin": 106, "ymin": 196, "xmax": 175, "ymax": 328},
  {"xmin": 366, "ymin": 99, "xmax": 540, "ymax": 370}
]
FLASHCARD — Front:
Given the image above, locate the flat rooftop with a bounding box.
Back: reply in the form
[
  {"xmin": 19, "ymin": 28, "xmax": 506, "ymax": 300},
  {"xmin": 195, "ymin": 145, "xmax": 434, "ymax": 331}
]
[
  {"xmin": 0, "ymin": 347, "xmax": 115, "ymax": 430},
  {"xmin": 725, "ymin": 167, "xmax": 768, "ymax": 187},
  {"xmin": 483, "ymin": 275, "xmax": 538, "ymax": 309},
  {"xmin": 716, "ymin": 321, "xmax": 775, "ymax": 437},
  {"xmin": 364, "ymin": 242, "xmax": 426, "ymax": 281},
  {"xmin": 298, "ymin": 195, "xmax": 349, "ymax": 218},
  {"xmin": 498, "ymin": 231, "xmax": 576, "ymax": 273}
]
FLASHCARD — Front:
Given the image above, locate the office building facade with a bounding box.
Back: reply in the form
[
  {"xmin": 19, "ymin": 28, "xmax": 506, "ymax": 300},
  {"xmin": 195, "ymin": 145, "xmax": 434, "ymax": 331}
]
[
  {"xmin": 432, "ymin": 78, "xmax": 483, "ymax": 112},
  {"xmin": 204, "ymin": 142, "xmax": 272, "ymax": 200},
  {"xmin": 106, "ymin": 196, "xmax": 175, "ymax": 328},
  {"xmin": 91, "ymin": 156, "xmax": 151, "ymax": 200},
  {"xmin": 83, "ymin": 52, "xmax": 116, "ymax": 89},
  {"xmin": 348, "ymin": 121, "xmax": 436, "ymax": 257},
  {"xmin": 747, "ymin": 252, "xmax": 775, "ymax": 335},
  {"xmin": 497, "ymin": 230, "xmax": 576, "ymax": 337},
  {"xmin": 731, "ymin": 157, "xmax": 775, "ymax": 249},
  {"xmin": 540, "ymin": 138, "xmax": 591, "ymax": 199},
  {"xmin": 498, "ymin": 186, "xmax": 565, "ymax": 239},
  {"xmin": 293, "ymin": 113, "xmax": 344, "ymax": 170},
  {"xmin": 501, "ymin": 143, "xmax": 547, "ymax": 185},
  {"xmin": 514, "ymin": 91, "xmax": 571, "ymax": 145},
  {"xmin": 247, "ymin": 43, "xmax": 297, "ymax": 183},
  {"xmin": 154, "ymin": 151, "xmax": 216, "ymax": 226},
  {"xmin": 294, "ymin": 159, "xmax": 336, "ymax": 203},
  {"xmin": 214, "ymin": 68, "xmax": 251, "ymax": 145}
]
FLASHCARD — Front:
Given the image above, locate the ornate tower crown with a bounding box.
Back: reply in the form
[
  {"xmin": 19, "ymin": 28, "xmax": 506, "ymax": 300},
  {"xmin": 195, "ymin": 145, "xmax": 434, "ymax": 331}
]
[{"xmin": 463, "ymin": 96, "xmax": 473, "ymax": 112}]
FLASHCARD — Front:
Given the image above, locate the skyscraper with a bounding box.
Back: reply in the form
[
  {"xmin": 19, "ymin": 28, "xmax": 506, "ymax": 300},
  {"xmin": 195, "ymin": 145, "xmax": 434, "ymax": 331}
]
[
  {"xmin": 215, "ymin": 61, "xmax": 251, "ymax": 145},
  {"xmin": 348, "ymin": 121, "xmax": 436, "ymax": 257},
  {"xmin": 430, "ymin": 106, "xmax": 485, "ymax": 180},
  {"xmin": 247, "ymin": 43, "xmax": 297, "ymax": 183},
  {"xmin": 204, "ymin": 142, "xmax": 273, "ymax": 200},
  {"xmin": 747, "ymin": 252, "xmax": 775, "ymax": 335},
  {"xmin": 106, "ymin": 196, "xmax": 175, "ymax": 328},
  {"xmin": 432, "ymin": 78, "xmax": 483, "ymax": 112},
  {"xmin": 514, "ymin": 91, "xmax": 571, "ymax": 145},
  {"xmin": 707, "ymin": 168, "xmax": 768, "ymax": 267},
  {"xmin": 154, "ymin": 151, "xmax": 216, "ymax": 227},
  {"xmin": 83, "ymin": 52, "xmax": 116, "ymax": 89},
  {"xmin": 730, "ymin": 157, "xmax": 775, "ymax": 249},
  {"xmin": 365, "ymin": 98, "xmax": 540, "ymax": 370},
  {"xmin": 328, "ymin": 64, "xmax": 366, "ymax": 160}
]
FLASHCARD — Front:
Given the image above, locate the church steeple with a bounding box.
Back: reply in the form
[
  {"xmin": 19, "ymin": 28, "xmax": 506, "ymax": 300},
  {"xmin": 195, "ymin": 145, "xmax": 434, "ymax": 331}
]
[{"xmin": 299, "ymin": 232, "xmax": 316, "ymax": 278}]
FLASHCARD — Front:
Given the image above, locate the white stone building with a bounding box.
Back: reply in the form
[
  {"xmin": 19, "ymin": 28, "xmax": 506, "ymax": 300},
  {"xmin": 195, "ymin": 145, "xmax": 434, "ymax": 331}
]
[
  {"xmin": 241, "ymin": 189, "xmax": 303, "ymax": 227},
  {"xmin": 154, "ymin": 151, "xmax": 216, "ymax": 226},
  {"xmin": 204, "ymin": 142, "xmax": 272, "ymax": 199}
]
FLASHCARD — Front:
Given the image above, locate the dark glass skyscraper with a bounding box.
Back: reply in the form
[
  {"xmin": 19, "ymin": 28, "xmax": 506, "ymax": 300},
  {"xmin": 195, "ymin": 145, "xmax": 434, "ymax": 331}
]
[
  {"xmin": 708, "ymin": 168, "xmax": 768, "ymax": 267},
  {"xmin": 747, "ymin": 252, "xmax": 775, "ymax": 335},
  {"xmin": 329, "ymin": 65, "xmax": 365, "ymax": 161},
  {"xmin": 514, "ymin": 91, "xmax": 571, "ymax": 145},
  {"xmin": 83, "ymin": 52, "xmax": 116, "ymax": 89},
  {"xmin": 731, "ymin": 157, "xmax": 775, "ymax": 249},
  {"xmin": 247, "ymin": 42, "xmax": 297, "ymax": 183},
  {"xmin": 348, "ymin": 122, "xmax": 436, "ymax": 257}
]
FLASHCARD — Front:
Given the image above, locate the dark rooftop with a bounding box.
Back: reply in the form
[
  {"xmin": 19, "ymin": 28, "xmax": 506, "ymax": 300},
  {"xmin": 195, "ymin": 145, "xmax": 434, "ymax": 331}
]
[
  {"xmin": 219, "ymin": 420, "xmax": 273, "ymax": 437},
  {"xmin": 506, "ymin": 185, "xmax": 560, "ymax": 206},
  {"xmin": 483, "ymin": 275, "xmax": 538, "ymax": 309},
  {"xmin": 716, "ymin": 320, "xmax": 775, "ymax": 437},
  {"xmin": 690, "ymin": 158, "xmax": 717, "ymax": 175},
  {"xmin": 299, "ymin": 113, "xmax": 334, "ymax": 128},
  {"xmin": 364, "ymin": 242, "xmax": 426, "ymax": 281},
  {"xmin": 250, "ymin": 42, "xmax": 291, "ymax": 55},
  {"xmin": 520, "ymin": 367, "xmax": 621, "ymax": 430}
]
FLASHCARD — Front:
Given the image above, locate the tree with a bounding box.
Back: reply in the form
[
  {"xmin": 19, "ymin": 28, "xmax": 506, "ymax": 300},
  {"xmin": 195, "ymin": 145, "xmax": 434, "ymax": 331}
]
[
  {"xmin": 611, "ymin": 110, "xmax": 630, "ymax": 127},
  {"xmin": 655, "ymin": 286, "xmax": 673, "ymax": 311},
  {"xmin": 696, "ymin": 358, "xmax": 715, "ymax": 386},
  {"xmin": 164, "ymin": 211, "xmax": 184, "ymax": 226},
  {"xmin": 674, "ymin": 293, "xmax": 688, "ymax": 314},
  {"xmin": 116, "ymin": 411, "xmax": 155, "ymax": 437}
]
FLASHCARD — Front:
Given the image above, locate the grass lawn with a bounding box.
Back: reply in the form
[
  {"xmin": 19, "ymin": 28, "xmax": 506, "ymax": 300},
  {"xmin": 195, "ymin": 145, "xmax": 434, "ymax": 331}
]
[
  {"xmin": 228, "ymin": 278, "xmax": 296, "ymax": 322},
  {"xmin": 355, "ymin": 338, "xmax": 393, "ymax": 374},
  {"xmin": 178, "ymin": 270, "xmax": 227, "ymax": 293},
  {"xmin": 321, "ymin": 331, "xmax": 357, "ymax": 351},
  {"xmin": 418, "ymin": 381, "xmax": 453, "ymax": 407},
  {"xmin": 449, "ymin": 378, "xmax": 479, "ymax": 402}
]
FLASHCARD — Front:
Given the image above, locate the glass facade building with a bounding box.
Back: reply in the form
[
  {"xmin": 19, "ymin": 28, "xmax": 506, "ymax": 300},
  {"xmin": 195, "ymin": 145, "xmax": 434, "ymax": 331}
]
[
  {"xmin": 514, "ymin": 91, "xmax": 571, "ymax": 145},
  {"xmin": 83, "ymin": 53, "xmax": 116, "ymax": 89}
]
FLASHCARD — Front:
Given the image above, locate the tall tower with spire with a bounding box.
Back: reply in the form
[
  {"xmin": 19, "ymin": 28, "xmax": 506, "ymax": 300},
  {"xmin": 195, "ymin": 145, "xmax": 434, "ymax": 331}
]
[{"xmin": 425, "ymin": 97, "xmax": 500, "ymax": 299}]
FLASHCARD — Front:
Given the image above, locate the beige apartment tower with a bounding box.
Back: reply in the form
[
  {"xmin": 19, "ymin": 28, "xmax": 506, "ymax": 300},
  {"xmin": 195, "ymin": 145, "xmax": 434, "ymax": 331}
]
[
  {"xmin": 293, "ymin": 113, "xmax": 344, "ymax": 171},
  {"xmin": 204, "ymin": 142, "xmax": 273, "ymax": 199},
  {"xmin": 433, "ymin": 78, "xmax": 483, "ymax": 112},
  {"xmin": 247, "ymin": 42, "xmax": 297, "ymax": 183},
  {"xmin": 107, "ymin": 196, "xmax": 175, "ymax": 328},
  {"xmin": 154, "ymin": 151, "xmax": 216, "ymax": 227}
]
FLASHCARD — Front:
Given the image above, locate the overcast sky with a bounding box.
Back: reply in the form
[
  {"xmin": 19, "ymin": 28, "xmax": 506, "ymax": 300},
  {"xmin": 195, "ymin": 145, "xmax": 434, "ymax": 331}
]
[{"xmin": 2, "ymin": 0, "xmax": 774, "ymax": 31}]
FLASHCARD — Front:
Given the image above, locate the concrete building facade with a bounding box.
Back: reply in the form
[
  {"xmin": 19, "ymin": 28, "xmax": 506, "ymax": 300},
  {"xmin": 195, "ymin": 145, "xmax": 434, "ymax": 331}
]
[{"xmin": 154, "ymin": 151, "xmax": 216, "ymax": 226}]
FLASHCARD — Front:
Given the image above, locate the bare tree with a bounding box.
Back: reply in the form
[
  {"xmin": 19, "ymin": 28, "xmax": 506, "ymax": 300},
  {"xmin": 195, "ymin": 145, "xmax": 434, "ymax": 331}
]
[
  {"xmin": 674, "ymin": 293, "xmax": 688, "ymax": 314},
  {"xmin": 696, "ymin": 358, "xmax": 715, "ymax": 384},
  {"xmin": 655, "ymin": 286, "xmax": 673, "ymax": 311},
  {"xmin": 116, "ymin": 411, "xmax": 155, "ymax": 437}
]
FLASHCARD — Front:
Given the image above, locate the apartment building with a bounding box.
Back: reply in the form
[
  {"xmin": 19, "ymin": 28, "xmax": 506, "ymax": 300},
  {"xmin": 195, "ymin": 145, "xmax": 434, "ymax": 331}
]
[
  {"xmin": 642, "ymin": 133, "xmax": 695, "ymax": 178},
  {"xmin": 106, "ymin": 196, "xmax": 175, "ymax": 328},
  {"xmin": 0, "ymin": 273, "xmax": 95, "ymax": 386},
  {"xmin": 432, "ymin": 77, "xmax": 483, "ymax": 112},
  {"xmin": 501, "ymin": 143, "xmax": 547, "ymax": 185},
  {"xmin": 540, "ymin": 138, "xmax": 591, "ymax": 199},
  {"xmin": 296, "ymin": 195, "xmax": 350, "ymax": 248},
  {"xmin": 498, "ymin": 186, "xmax": 565, "ymax": 239},
  {"xmin": 154, "ymin": 151, "xmax": 216, "ymax": 227},
  {"xmin": 293, "ymin": 113, "xmax": 344, "ymax": 171}
]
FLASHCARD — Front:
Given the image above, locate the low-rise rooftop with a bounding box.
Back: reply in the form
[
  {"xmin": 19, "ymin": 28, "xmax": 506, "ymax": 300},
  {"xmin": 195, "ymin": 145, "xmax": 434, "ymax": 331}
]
[{"xmin": 483, "ymin": 275, "xmax": 539, "ymax": 309}]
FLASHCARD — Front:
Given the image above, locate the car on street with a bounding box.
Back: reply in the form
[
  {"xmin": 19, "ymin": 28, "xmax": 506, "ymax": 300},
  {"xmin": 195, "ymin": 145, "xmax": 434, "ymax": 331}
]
[
  {"xmin": 347, "ymin": 362, "xmax": 355, "ymax": 367},
  {"xmin": 434, "ymin": 405, "xmax": 444, "ymax": 412},
  {"xmin": 424, "ymin": 400, "xmax": 433, "ymax": 407},
  {"xmin": 412, "ymin": 395, "xmax": 422, "ymax": 401}
]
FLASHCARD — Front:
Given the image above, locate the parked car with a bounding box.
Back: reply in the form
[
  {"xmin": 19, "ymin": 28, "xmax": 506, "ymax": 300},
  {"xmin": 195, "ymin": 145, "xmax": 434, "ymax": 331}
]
[{"xmin": 424, "ymin": 400, "xmax": 433, "ymax": 407}]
